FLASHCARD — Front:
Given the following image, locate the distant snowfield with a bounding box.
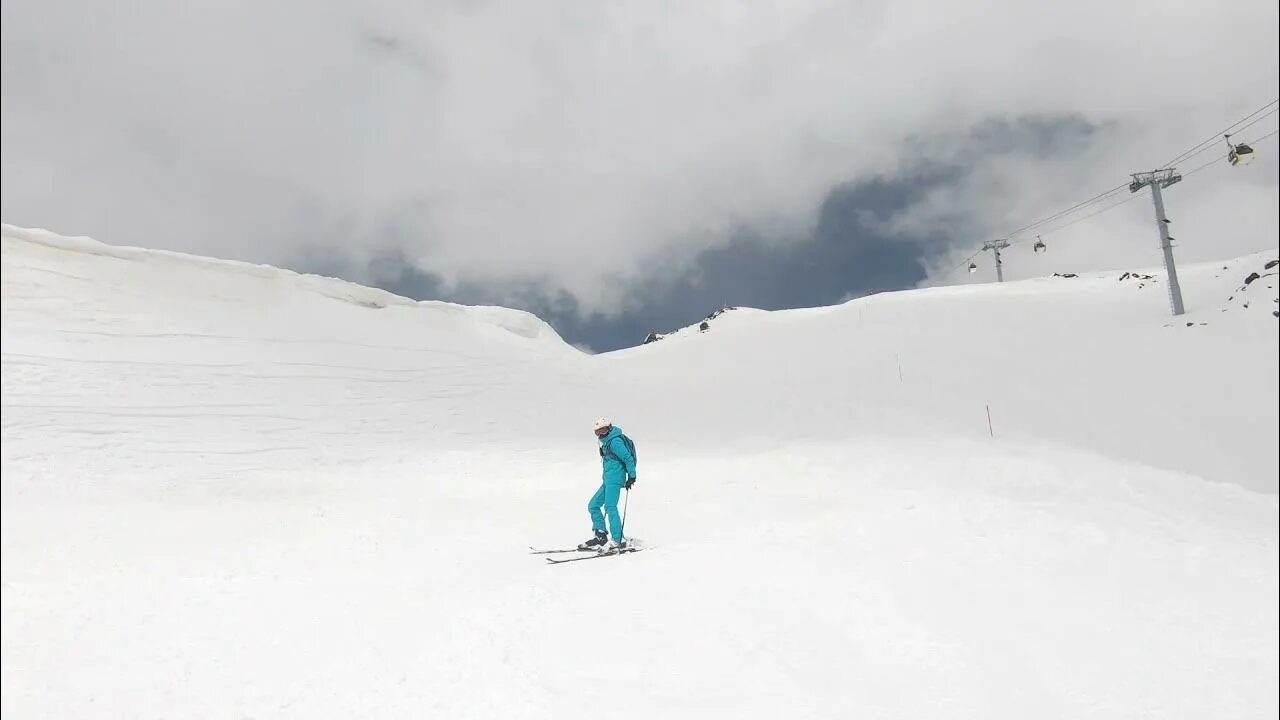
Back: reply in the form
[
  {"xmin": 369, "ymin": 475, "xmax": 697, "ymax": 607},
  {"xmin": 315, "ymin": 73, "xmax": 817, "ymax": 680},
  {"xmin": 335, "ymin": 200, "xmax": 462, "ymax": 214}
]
[{"xmin": 3, "ymin": 224, "xmax": 1277, "ymax": 718}]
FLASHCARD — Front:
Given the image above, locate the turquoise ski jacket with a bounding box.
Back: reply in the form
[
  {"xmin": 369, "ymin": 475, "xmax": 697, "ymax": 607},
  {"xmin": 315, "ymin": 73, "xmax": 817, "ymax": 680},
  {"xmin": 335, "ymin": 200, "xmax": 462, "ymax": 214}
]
[{"xmin": 598, "ymin": 426, "xmax": 636, "ymax": 486}]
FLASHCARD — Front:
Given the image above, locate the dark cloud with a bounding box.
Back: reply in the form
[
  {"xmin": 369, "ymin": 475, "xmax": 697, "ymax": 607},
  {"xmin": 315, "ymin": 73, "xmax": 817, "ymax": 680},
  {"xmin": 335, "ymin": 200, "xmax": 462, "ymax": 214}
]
[
  {"xmin": 293, "ymin": 163, "xmax": 952, "ymax": 352},
  {"xmin": 293, "ymin": 115, "xmax": 1102, "ymax": 352},
  {"xmin": 962, "ymin": 114, "xmax": 1101, "ymax": 161}
]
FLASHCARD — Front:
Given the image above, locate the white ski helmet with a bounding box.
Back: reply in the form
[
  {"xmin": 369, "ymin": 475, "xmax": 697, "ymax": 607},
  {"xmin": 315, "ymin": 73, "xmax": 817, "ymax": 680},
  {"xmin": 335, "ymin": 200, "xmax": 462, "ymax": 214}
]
[{"xmin": 593, "ymin": 417, "xmax": 611, "ymax": 431}]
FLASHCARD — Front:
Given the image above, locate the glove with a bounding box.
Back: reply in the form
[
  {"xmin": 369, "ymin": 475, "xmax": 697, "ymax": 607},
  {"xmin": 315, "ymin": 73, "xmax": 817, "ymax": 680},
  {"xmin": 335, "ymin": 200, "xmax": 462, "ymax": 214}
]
[{"xmin": 624, "ymin": 476, "xmax": 636, "ymax": 489}]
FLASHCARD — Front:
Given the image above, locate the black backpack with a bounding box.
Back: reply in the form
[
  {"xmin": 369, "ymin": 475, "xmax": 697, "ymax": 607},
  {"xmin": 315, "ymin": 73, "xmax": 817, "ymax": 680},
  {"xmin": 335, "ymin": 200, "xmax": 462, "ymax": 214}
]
[{"xmin": 601, "ymin": 432, "xmax": 636, "ymax": 464}]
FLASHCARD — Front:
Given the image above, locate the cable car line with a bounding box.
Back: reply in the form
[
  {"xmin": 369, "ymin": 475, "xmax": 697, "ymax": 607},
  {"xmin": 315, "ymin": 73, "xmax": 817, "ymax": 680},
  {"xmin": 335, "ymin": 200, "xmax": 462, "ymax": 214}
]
[{"xmin": 938, "ymin": 105, "xmax": 1278, "ymax": 278}]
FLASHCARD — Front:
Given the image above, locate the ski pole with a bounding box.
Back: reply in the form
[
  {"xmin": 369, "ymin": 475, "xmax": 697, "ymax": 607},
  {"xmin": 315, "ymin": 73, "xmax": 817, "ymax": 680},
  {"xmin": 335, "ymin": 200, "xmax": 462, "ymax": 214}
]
[{"xmin": 620, "ymin": 488, "xmax": 630, "ymax": 538}]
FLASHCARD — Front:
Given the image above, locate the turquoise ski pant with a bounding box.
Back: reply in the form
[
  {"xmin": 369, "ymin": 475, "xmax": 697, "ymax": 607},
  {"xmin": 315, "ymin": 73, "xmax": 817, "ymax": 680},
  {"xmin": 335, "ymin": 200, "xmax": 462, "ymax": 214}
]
[{"xmin": 588, "ymin": 482, "xmax": 624, "ymax": 541}]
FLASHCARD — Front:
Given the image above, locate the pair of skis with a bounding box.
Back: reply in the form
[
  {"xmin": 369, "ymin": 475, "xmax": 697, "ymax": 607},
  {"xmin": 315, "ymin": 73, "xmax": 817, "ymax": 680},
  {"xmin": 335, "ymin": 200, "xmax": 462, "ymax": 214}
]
[{"xmin": 529, "ymin": 545, "xmax": 642, "ymax": 564}]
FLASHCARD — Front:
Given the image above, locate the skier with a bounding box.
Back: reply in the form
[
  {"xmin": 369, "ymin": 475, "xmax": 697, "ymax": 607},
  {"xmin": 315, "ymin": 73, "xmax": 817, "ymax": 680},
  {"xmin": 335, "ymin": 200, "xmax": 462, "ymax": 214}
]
[{"xmin": 579, "ymin": 418, "xmax": 637, "ymax": 551}]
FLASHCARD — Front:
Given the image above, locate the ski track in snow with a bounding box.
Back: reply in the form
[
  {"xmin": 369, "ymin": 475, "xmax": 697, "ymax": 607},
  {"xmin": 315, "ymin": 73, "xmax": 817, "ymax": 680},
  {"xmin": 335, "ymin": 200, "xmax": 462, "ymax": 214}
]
[{"xmin": 2, "ymin": 225, "xmax": 1278, "ymax": 719}]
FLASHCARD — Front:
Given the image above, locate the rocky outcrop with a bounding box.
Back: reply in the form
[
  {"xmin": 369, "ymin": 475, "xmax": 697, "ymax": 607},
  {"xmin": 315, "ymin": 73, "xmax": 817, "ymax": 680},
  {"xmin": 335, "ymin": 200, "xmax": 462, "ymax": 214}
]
[
  {"xmin": 1224, "ymin": 257, "xmax": 1278, "ymax": 318},
  {"xmin": 640, "ymin": 306, "xmax": 740, "ymax": 345}
]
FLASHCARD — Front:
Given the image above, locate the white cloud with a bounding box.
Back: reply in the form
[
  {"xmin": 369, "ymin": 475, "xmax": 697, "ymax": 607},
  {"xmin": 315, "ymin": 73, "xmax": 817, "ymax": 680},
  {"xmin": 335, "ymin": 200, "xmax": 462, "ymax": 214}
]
[{"xmin": 3, "ymin": 0, "xmax": 1277, "ymax": 313}]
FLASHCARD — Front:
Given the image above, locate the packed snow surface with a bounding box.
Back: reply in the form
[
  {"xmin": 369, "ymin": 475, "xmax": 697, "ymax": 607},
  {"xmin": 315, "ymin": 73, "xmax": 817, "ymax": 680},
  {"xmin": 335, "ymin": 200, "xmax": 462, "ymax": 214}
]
[{"xmin": 3, "ymin": 224, "xmax": 1277, "ymax": 718}]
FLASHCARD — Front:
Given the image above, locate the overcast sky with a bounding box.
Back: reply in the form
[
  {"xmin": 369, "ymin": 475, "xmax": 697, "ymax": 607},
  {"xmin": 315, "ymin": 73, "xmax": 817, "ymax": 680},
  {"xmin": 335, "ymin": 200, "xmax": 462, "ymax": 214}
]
[{"xmin": 3, "ymin": 1, "xmax": 1278, "ymax": 350}]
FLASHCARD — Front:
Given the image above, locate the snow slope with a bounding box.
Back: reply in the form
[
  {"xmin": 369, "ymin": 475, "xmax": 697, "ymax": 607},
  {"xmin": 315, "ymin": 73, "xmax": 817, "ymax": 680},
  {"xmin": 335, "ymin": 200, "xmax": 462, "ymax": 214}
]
[
  {"xmin": 620, "ymin": 252, "xmax": 1280, "ymax": 493},
  {"xmin": 2, "ymin": 224, "xmax": 1277, "ymax": 719}
]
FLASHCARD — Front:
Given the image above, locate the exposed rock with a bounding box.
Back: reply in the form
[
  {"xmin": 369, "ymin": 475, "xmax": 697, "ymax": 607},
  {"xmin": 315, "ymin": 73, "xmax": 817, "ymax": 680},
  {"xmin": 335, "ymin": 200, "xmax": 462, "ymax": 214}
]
[
  {"xmin": 1244, "ymin": 272, "xmax": 1260, "ymax": 285},
  {"xmin": 704, "ymin": 306, "xmax": 737, "ymax": 322},
  {"xmin": 641, "ymin": 306, "xmax": 737, "ymax": 345},
  {"xmin": 1119, "ymin": 272, "xmax": 1154, "ymax": 282}
]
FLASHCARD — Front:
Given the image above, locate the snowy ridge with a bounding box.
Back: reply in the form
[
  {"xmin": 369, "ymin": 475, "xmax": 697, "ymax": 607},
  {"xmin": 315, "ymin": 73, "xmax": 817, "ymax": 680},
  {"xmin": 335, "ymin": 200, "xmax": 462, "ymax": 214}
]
[
  {"xmin": 639, "ymin": 249, "xmax": 1278, "ymax": 352},
  {"xmin": 1, "ymin": 224, "xmax": 570, "ymax": 349},
  {"xmin": 640, "ymin": 305, "xmax": 769, "ymax": 344},
  {"xmin": 2, "ymin": 226, "xmax": 1277, "ymax": 718}
]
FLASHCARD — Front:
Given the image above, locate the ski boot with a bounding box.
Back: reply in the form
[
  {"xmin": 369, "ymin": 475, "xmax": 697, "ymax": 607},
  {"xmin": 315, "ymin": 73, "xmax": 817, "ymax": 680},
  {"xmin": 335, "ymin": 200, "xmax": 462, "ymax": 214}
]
[{"xmin": 577, "ymin": 530, "xmax": 608, "ymax": 551}]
